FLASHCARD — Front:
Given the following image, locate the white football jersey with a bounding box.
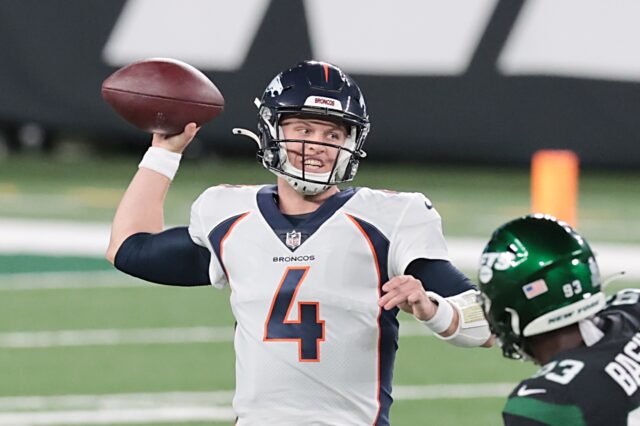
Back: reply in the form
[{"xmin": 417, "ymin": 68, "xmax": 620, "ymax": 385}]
[{"xmin": 189, "ymin": 185, "xmax": 449, "ymax": 425}]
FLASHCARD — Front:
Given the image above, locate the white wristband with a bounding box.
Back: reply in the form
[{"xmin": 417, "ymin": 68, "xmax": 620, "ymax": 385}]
[
  {"xmin": 138, "ymin": 147, "xmax": 182, "ymax": 180},
  {"xmin": 420, "ymin": 291, "xmax": 455, "ymax": 334}
]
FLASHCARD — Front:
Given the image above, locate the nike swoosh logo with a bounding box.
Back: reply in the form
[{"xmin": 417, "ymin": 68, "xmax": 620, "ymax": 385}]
[{"xmin": 517, "ymin": 385, "xmax": 547, "ymax": 397}]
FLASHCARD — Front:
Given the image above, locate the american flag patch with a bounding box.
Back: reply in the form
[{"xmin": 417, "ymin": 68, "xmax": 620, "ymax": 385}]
[{"xmin": 522, "ymin": 279, "xmax": 548, "ymax": 299}]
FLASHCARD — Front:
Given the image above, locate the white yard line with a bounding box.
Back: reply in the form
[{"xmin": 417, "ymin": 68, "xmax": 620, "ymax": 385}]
[
  {"xmin": 0, "ymin": 270, "xmax": 145, "ymax": 291},
  {"xmin": 1, "ymin": 218, "xmax": 639, "ymax": 279},
  {"xmin": 0, "ymin": 322, "xmax": 432, "ymax": 349},
  {"xmin": 0, "ymin": 391, "xmax": 235, "ymax": 411},
  {"xmin": 393, "ymin": 382, "xmax": 515, "ymax": 400},
  {"xmin": 446, "ymin": 237, "xmax": 640, "ymax": 280},
  {"xmin": 0, "ymin": 219, "xmax": 110, "ymax": 257},
  {"xmin": 0, "ymin": 326, "xmax": 236, "ymax": 348},
  {"xmin": 0, "ymin": 407, "xmax": 236, "ymax": 425},
  {"xmin": 0, "ymin": 384, "xmax": 514, "ymax": 424}
]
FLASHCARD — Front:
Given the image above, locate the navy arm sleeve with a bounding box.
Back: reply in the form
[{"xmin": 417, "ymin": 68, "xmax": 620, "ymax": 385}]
[
  {"xmin": 404, "ymin": 258, "xmax": 476, "ymax": 297},
  {"xmin": 114, "ymin": 227, "xmax": 211, "ymax": 286}
]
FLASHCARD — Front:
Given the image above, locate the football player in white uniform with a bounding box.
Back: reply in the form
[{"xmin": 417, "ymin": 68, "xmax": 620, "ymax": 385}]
[{"xmin": 106, "ymin": 60, "xmax": 492, "ymax": 425}]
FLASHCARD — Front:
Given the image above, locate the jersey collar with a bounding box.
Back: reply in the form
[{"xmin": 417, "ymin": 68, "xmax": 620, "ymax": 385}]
[{"xmin": 256, "ymin": 185, "xmax": 358, "ymax": 251}]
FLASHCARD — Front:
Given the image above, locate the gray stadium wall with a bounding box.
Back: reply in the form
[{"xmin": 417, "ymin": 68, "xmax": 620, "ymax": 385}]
[{"xmin": 0, "ymin": 0, "xmax": 639, "ymax": 167}]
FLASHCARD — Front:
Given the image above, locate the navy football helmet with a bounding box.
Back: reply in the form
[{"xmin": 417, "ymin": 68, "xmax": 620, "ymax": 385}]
[{"xmin": 233, "ymin": 60, "xmax": 370, "ymax": 195}]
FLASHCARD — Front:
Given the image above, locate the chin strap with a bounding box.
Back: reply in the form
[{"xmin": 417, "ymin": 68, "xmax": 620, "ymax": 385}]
[
  {"xmin": 602, "ymin": 270, "xmax": 626, "ymax": 288},
  {"xmin": 232, "ymin": 128, "xmax": 261, "ymax": 147},
  {"xmin": 578, "ymin": 318, "xmax": 605, "ymax": 346}
]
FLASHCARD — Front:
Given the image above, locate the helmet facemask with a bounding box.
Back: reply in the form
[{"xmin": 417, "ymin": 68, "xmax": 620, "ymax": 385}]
[
  {"xmin": 479, "ymin": 291, "xmax": 533, "ymax": 361},
  {"xmin": 258, "ymin": 107, "xmax": 367, "ymax": 196}
]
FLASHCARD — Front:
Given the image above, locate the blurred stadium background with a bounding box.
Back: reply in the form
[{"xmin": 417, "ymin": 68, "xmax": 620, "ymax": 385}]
[{"xmin": 1, "ymin": 0, "xmax": 639, "ymax": 425}]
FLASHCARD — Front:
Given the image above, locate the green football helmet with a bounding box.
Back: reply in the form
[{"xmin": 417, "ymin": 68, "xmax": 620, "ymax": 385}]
[{"xmin": 478, "ymin": 214, "xmax": 605, "ymax": 360}]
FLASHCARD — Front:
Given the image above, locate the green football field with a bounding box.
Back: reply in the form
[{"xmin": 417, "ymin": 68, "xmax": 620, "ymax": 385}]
[{"xmin": 0, "ymin": 154, "xmax": 639, "ymax": 425}]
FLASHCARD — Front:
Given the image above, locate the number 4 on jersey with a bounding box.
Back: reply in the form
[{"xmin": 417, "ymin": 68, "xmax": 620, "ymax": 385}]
[{"xmin": 264, "ymin": 266, "xmax": 325, "ymax": 362}]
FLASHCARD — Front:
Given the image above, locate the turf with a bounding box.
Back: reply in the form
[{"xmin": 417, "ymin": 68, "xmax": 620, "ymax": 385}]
[
  {"xmin": 1, "ymin": 269, "xmax": 636, "ymax": 425},
  {"xmin": 1, "ymin": 155, "xmax": 639, "ymax": 242},
  {"xmin": 0, "ymin": 154, "xmax": 638, "ymax": 425}
]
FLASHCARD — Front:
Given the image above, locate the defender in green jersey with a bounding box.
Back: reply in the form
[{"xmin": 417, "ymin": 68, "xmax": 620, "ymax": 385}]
[{"xmin": 478, "ymin": 214, "xmax": 640, "ymax": 425}]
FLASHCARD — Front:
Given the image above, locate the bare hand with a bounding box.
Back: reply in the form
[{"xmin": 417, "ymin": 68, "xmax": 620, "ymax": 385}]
[
  {"xmin": 378, "ymin": 275, "xmax": 437, "ymax": 321},
  {"xmin": 152, "ymin": 122, "xmax": 200, "ymax": 153}
]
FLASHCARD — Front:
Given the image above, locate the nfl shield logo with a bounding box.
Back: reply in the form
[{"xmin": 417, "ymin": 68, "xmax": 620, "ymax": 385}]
[{"xmin": 285, "ymin": 230, "xmax": 302, "ymax": 249}]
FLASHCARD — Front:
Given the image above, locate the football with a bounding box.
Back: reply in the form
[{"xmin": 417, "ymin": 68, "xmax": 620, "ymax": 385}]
[{"xmin": 101, "ymin": 58, "xmax": 224, "ymax": 135}]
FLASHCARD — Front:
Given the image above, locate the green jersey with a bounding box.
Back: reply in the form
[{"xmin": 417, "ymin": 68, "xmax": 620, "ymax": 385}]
[{"xmin": 504, "ymin": 289, "xmax": 640, "ymax": 426}]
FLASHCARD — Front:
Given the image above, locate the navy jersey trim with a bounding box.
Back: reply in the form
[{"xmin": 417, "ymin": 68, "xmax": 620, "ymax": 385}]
[
  {"xmin": 256, "ymin": 185, "xmax": 358, "ymax": 251},
  {"xmin": 207, "ymin": 212, "xmax": 250, "ymax": 279},
  {"xmin": 377, "ymin": 310, "xmax": 399, "ymax": 426},
  {"xmin": 346, "ymin": 215, "xmax": 390, "ymax": 286},
  {"xmin": 346, "ymin": 214, "xmax": 397, "ymax": 426}
]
